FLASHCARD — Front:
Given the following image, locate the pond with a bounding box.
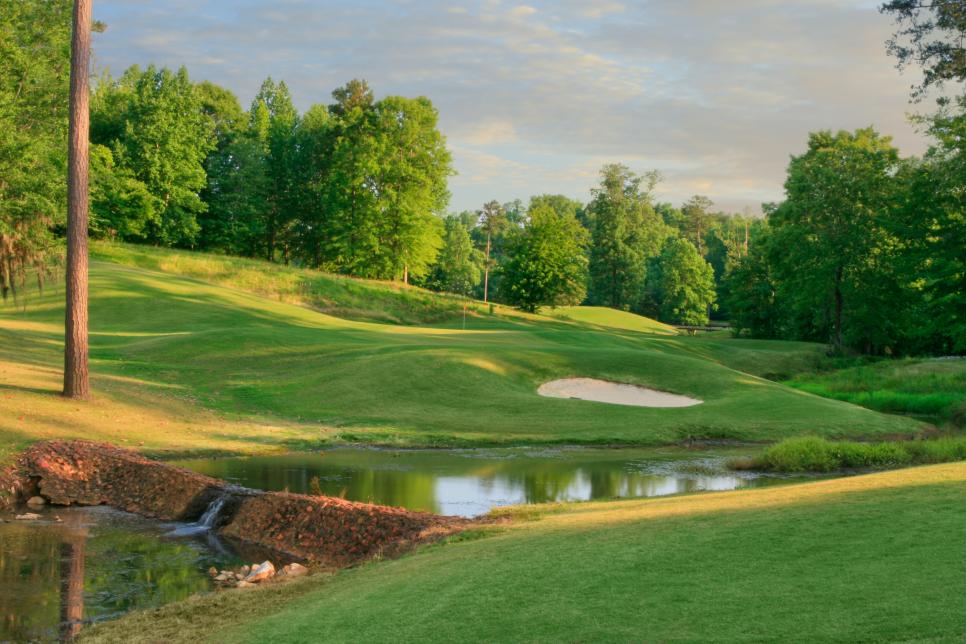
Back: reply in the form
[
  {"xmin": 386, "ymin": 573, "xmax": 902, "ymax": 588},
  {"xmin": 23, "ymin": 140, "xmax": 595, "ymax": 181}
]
[
  {"xmin": 175, "ymin": 446, "xmax": 800, "ymax": 517},
  {"xmin": 0, "ymin": 505, "xmax": 264, "ymax": 642}
]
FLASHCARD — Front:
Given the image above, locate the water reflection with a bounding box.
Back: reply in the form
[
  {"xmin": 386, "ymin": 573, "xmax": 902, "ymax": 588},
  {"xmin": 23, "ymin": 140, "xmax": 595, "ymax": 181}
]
[
  {"xmin": 176, "ymin": 447, "xmax": 793, "ymax": 517},
  {"xmin": 0, "ymin": 506, "xmax": 245, "ymax": 642}
]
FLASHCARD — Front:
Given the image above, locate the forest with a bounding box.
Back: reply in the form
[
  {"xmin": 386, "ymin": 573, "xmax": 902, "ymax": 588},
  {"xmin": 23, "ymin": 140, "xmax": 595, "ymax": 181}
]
[{"xmin": 1, "ymin": 0, "xmax": 963, "ymax": 356}]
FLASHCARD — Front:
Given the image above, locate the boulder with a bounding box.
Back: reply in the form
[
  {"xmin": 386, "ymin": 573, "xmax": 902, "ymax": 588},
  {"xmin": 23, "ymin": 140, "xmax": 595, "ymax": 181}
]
[
  {"xmin": 15, "ymin": 513, "xmax": 41, "ymax": 520},
  {"xmin": 244, "ymin": 560, "xmax": 275, "ymax": 583},
  {"xmin": 281, "ymin": 563, "xmax": 309, "ymax": 578},
  {"xmin": 26, "ymin": 496, "xmax": 46, "ymax": 507},
  {"xmin": 235, "ymin": 580, "xmax": 256, "ymax": 589}
]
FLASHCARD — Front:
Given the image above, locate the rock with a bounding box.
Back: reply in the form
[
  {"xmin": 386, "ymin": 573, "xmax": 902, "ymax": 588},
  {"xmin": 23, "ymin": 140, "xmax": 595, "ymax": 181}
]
[
  {"xmin": 26, "ymin": 496, "xmax": 46, "ymax": 507},
  {"xmin": 208, "ymin": 566, "xmax": 218, "ymax": 577},
  {"xmin": 244, "ymin": 560, "xmax": 275, "ymax": 583},
  {"xmin": 281, "ymin": 563, "xmax": 308, "ymax": 578},
  {"xmin": 239, "ymin": 564, "xmax": 251, "ymax": 575},
  {"xmin": 214, "ymin": 572, "xmax": 231, "ymax": 582},
  {"xmin": 15, "ymin": 513, "xmax": 41, "ymax": 520},
  {"xmin": 235, "ymin": 580, "xmax": 255, "ymax": 588}
]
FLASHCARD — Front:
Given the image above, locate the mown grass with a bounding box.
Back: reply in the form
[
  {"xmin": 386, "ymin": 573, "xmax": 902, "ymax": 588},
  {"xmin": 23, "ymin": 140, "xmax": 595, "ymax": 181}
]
[
  {"xmin": 0, "ymin": 250, "xmax": 924, "ymax": 455},
  {"xmin": 738, "ymin": 435, "xmax": 966, "ymax": 472},
  {"xmin": 785, "ymin": 357, "xmax": 966, "ymax": 427},
  {"xmin": 80, "ymin": 461, "xmax": 966, "ymax": 643}
]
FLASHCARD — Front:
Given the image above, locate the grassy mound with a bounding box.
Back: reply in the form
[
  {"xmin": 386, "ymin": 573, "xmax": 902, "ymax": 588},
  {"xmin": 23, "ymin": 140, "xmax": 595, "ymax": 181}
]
[
  {"xmin": 81, "ymin": 461, "xmax": 966, "ymax": 643},
  {"xmin": 92, "ymin": 242, "xmax": 480, "ymax": 326},
  {"xmin": 544, "ymin": 305, "xmax": 678, "ymax": 335}
]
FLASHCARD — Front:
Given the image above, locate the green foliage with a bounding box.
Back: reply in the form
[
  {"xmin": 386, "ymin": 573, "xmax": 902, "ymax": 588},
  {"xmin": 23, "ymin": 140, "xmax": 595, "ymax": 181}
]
[
  {"xmin": 647, "ymin": 237, "xmax": 716, "ymax": 326},
  {"xmin": 882, "ymin": 0, "xmax": 966, "ymax": 98},
  {"xmin": 425, "ymin": 216, "xmax": 482, "ymax": 296},
  {"xmin": 721, "ymin": 228, "xmax": 781, "ymax": 338},
  {"xmin": 747, "ymin": 435, "xmax": 966, "ymax": 472},
  {"xmin": 586, "ymin": 165, "xmax": 668, "ymax": 309},
  {"xmin": 500, "ymin": 203, "xmax": 589, "ymax": 312},
  {"xmin": 769, "ymin": 128, "xmax": 906, "ymax": 352},
  {"xmin": 0, "ymin": 0, "xmax": 70, "ymax": 298},
  {"xmin": 91, "ymin": 65, "xmax": 216, "ymax": 246},
  {"xmin": 90, "ymin": 145, "xmax": 158, "ymax": 240}
]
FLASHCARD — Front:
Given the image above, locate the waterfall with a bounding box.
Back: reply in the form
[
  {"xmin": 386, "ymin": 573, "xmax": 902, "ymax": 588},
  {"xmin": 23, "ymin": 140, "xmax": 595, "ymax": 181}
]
[
  {"xmin": 168, "ymin": 494, "xmax": 229, "ymax": 536},
  {"xmin": 198, "ymin": 495, "xmax": 228, "ymax": 528}
]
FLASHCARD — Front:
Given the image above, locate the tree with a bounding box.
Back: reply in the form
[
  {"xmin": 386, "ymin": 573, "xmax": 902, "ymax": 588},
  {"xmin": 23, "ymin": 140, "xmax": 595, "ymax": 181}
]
[
  {"xmin": 0, "ymin": 0, "xmax": 72, "ymax": 301},
  {"xmin": 649, "ymin": 238, "xmax": 716, "ymax": 326},
  {"xmin": 770, "ymin": 128, "xmax": 905, "ymax": 353},
  {"xmin": 881, "ymin": 0, "xmax": 966, "ymax": 98},
  {"xmin": 721, "ymin": 230, "xmax": 781, "ymax": 338},
  {"xmin": 370, "ymin": 96, "xmax": 451, "ymax": 282},
  {"xmin": 477, "ymin": 200, "xmax": 507, "ymax": 302},
  {"xmin": 499, "ymin": 203, "xmax": 589, "ymax": 313},
  {"xmin": 64, "ymin": 0, "xmax": 92, "ymax": 399},
  {"xmin": 91, "ymin": 65, "xmax": 215, "ymax": 245},
  {"xmin": 427, "ymin": 216, "xmax": 483, "ymax": 296},
  {"xmin": 681, "ymin": 195, "xmax": 714, "ymax": 256},
  {"xmin": 586, "ymin": 164, "xmax": 668, "ymax": 309}
]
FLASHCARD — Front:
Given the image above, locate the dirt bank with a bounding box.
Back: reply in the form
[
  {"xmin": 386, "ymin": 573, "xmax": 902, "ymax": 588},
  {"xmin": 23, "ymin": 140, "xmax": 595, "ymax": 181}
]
[{"xmin": 3, "ymin": 440, "xmax": 467, "ymax": 566}]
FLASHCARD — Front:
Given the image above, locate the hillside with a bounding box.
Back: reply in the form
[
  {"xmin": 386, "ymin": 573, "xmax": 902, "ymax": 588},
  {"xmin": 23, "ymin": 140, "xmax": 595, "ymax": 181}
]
[{"xmin": 0, "ymin": 246, "xmax": 924, "ymax": 461}]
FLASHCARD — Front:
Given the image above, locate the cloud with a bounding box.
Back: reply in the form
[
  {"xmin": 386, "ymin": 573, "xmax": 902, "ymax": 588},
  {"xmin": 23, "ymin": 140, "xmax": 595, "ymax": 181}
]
[{"xmin": 91, "ymin": 0, "xmax": 934, "ymax": 213}]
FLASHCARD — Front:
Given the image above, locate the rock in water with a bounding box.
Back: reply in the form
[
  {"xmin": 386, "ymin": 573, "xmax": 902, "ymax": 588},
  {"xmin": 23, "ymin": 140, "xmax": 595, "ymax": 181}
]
[
  {"xmin": 281, "ymin": 563, "xmax": 308, "ymax": 578},
  {"xmin": 244, "ymin": 561, "xmax": 276, "ymax": 583},
  {"xmin": 15, "ymin": 513, "xmax": 41, "ymax": 520},
  {"xmin": 26, "ymin": 496, "xmax": 46, "ymax": 507}
]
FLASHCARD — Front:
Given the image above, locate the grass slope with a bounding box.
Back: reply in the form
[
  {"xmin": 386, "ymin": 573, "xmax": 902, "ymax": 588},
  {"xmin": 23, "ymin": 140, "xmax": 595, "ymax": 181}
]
[
  {"xmin": 786, "ymin": 357, "xmax": 966, "ymax": 428},
  {"xmin": 545, "ymin": 305, "xmax": 678, "ymax": 335},
  {"xmin": 82, "ymin": 461, "xmax": 966, "ymax": 643},
  {"xmin": 0, "ymin": 247, "xmax": 923, "ymax": 457}
]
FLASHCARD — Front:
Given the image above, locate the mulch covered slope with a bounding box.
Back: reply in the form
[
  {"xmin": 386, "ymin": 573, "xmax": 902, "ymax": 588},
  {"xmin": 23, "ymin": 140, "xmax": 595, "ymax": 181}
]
[{"xmin": 7, "ymin": 440, "xmax": 467, "ymax": 566}]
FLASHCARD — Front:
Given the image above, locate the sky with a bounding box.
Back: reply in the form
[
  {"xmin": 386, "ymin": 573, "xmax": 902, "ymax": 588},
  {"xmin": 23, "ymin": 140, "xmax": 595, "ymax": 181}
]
[{"xmin": 90, "ymin": 0, "xmax": 929, "ymax": 214}]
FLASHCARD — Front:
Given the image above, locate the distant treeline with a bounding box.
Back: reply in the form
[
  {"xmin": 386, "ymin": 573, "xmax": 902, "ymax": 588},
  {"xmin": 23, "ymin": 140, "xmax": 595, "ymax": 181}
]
[{"xmin": 1, "ymin": 1, "xmax": 962, "ymax": 357}]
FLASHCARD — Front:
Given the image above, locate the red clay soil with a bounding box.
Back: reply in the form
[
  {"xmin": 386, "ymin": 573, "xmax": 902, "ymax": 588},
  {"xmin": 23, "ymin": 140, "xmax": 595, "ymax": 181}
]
[{"xmin": 6, "ymin": 440, "xmax": 468, "ymax": 566}]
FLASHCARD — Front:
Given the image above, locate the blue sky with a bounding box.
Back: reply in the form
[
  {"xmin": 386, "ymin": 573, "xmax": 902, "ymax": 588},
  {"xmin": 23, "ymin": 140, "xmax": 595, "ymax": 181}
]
[{"xmin": 91, "ymin": 0, "xmax": 927, "ymax": 214}]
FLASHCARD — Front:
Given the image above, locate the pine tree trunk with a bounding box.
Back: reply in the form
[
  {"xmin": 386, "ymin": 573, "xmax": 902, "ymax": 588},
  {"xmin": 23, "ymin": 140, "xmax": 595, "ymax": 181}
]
[
  {"xmin": 63, "ymin": 0, "xmax": 92, "ymax": 400},
  {"xmin": 483, "ymin": 231, "xmax": 491, "ymax": 303}
]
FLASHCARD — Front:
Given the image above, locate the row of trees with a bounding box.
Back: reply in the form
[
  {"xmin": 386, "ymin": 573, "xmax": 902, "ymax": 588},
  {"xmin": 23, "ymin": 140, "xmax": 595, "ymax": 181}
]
[{"xmin": 88, "ymin": 70, "xmax": 452, "ymax": 282}]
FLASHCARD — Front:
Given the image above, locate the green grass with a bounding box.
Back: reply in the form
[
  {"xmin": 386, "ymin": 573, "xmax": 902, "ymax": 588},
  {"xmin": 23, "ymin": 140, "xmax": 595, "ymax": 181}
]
[
  {"xmin": 785, "ymin": 357, "xmax": 966, "ymax": 427},
  {"xmin": 544, "ymin": 305, "xmax": 678, "ymax": 335},
  {"xmin": 0, "ymin": 246, "xmax": 924, "ymax": 455},
  {"xmin": 739, "ymin": 435, "xmax": 966, "ymax": 472},
  {"xmin": 92, "ymin": 241, "xmax": 482, "ymax": 326},
  {"xmin": 80, "ymin": 461, "xmax": 966, "ymax": 643}
]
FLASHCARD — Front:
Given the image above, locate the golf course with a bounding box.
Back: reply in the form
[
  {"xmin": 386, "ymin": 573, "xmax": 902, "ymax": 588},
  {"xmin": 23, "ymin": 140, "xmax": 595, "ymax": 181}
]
[{"xmin": 2, "ymin": 244, "xmax": 964, "ymax": 642}]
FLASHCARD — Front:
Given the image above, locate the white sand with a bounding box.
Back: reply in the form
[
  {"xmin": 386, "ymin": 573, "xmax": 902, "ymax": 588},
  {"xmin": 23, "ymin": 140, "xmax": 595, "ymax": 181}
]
[{"xmin": 537, "ymin": 378, "xmax": 703, "ymax": 408}]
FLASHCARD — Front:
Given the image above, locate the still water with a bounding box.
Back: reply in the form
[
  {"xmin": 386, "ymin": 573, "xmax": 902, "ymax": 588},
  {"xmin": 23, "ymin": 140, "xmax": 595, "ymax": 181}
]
[
  {"xmin": 176, "ymin": 446, "xmax": 794, "ymax": 517},
  {"xmin": 0, "ymin": 506, "xmax": 248, "ymax": 642}
]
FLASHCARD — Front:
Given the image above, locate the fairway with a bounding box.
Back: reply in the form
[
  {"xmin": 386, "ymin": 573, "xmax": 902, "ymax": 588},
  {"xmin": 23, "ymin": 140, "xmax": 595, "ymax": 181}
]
[{"xmin": 0, "ymin": 245, "xmax": 922, "ymax": 458}]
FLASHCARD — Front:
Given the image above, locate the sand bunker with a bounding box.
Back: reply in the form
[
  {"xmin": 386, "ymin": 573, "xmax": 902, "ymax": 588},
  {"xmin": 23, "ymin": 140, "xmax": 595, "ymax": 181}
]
[{"xmin": 538, "ymin": 378, "xmax": 703, "ymax": 408}]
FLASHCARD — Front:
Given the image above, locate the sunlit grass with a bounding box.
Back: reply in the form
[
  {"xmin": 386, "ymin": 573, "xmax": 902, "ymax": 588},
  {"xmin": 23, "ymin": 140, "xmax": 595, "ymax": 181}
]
[{"xmin": 81, "ymin": 461, "xmax": 966, "ymax": 643}]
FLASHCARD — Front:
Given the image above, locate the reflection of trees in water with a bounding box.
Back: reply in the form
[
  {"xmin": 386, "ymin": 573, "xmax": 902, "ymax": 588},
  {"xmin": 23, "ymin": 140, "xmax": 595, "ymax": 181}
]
[
  {"xmin": 0, "ymin": 510, "xmax": 227, "ymax": 642},
  {"xmin": 59, "ymin": 533, "xmax": 85, "ymax": 641}
]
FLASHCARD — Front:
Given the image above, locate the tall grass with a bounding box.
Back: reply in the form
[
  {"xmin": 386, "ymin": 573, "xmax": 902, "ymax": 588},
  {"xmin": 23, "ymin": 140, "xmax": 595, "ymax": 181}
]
[
  {"xmin": 785, "ymin": 357, "xmax": 966, "ymax": 427},
  {"xmin": 738, "ymin": 435, "xmax": 966, "ymax": 472},
  {"xmin": 91, "ymin": 241, "xmax": 481, "ymax": 325}
]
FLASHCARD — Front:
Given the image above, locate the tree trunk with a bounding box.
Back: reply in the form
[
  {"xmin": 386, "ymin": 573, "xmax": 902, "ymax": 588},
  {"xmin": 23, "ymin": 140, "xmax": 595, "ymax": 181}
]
[
  {"xmin": 63, "ymin": 0, "xmax": 92, "ymax": 400},
  {"xmin": 483, "ymin": 230, "xmax": 491, "ymax": 303},
  {"xmin": 59, "ymin": 535, "xmax": 86, "ymax": 641},
  {"xmin": 832, "ymin": 265, "xmax": 844, "ymax": 352}
]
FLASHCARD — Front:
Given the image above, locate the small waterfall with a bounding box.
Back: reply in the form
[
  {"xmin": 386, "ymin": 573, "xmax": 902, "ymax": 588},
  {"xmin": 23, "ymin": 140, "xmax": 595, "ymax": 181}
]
[
  {"xmin": 169, "ymin": 494, "xmax": 229, "ymax": 536},
  {"xmin": 198, "ymin": 495, "xmax": 228, "ymax": 528}
]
